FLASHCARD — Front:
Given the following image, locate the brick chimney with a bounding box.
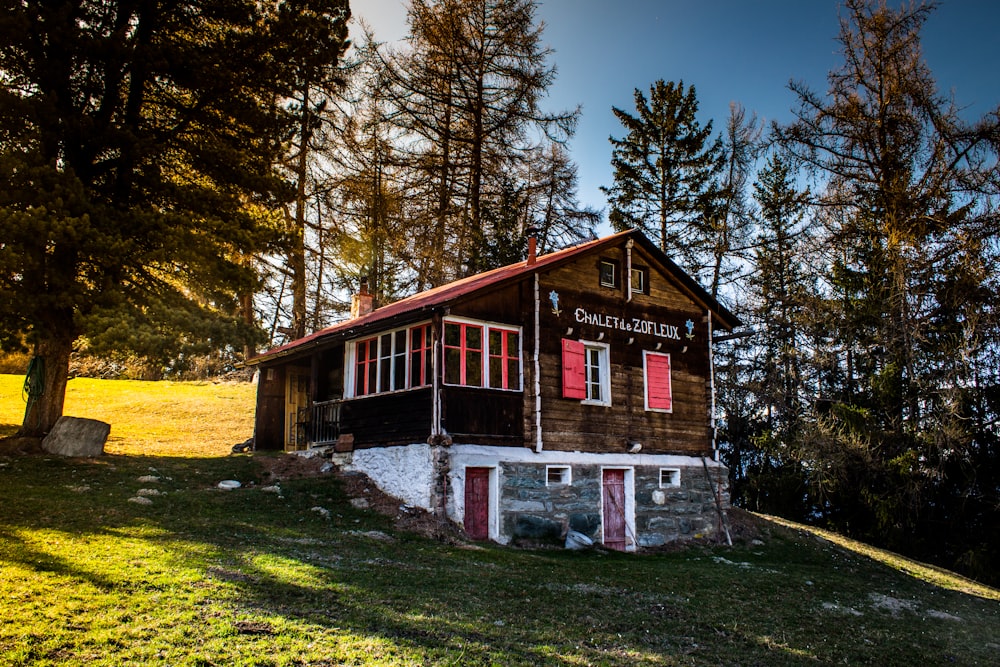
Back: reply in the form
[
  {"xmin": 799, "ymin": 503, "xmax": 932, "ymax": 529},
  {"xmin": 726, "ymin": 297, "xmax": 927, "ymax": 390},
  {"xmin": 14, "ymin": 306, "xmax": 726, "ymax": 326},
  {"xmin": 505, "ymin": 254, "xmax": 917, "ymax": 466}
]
[
  {"xmin": 525, "ymin": 226, "xmax": 539, "ymax": 266},
  {"xmin": 350, "ymin": 277, "xmax": 374, "ymax": 319}
]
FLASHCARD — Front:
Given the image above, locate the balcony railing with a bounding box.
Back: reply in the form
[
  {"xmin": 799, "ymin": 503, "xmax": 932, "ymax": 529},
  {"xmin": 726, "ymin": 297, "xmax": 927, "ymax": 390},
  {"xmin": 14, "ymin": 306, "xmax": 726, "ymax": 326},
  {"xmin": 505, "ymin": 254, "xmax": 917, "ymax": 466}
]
[{"xmin": 296, "ymin": 399, "xmax": 342, "ymax": 447}]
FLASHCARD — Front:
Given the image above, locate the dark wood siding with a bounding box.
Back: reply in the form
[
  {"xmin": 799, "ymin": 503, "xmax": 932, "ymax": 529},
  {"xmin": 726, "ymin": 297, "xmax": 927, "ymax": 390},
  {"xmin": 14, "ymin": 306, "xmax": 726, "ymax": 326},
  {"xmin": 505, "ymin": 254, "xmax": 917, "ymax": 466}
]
[
  {"xmin": 442, "ymin": 386, "xmax": 524, "ymax": 445},
  {"xmin": 254, "ymin": 364, "xmax": 286, "ymax": 450},
  {"xmin": 340, "ymin": 388, "xmax": 433, "ymax": 448},
  {"xmin": 534, "ymin": 244, "xmax": 713, "ymax": 455}
]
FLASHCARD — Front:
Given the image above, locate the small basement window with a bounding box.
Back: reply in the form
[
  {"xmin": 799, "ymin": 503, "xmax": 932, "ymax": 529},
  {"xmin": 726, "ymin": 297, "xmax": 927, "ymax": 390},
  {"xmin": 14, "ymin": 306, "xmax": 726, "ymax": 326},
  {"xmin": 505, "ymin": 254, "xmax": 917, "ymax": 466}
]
[
  {"xmin": 599, "ymin": 259, "xmax": 619, "ymax": 288},
  {"xmin": 659, "ymin": 468, "xmax": 681, "ymax": 488},
  {"xmin": 546, "ymin": 465, "xmax": 572, "ymax": 486}
]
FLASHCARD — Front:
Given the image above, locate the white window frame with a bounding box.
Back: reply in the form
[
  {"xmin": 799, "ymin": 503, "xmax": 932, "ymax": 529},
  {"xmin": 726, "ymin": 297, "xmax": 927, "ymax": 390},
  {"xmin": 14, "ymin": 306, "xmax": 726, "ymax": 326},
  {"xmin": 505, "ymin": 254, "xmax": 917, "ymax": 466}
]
[
  {"xmin": 630, "ymin": 266, "xmax": 647, "ymax": 294},
  {"xmin": 659, "ymin": 468, "xmax": 681, "ymax": 488},
  {"xmin": 545, "ymin": 465, "xmax": 572, "ymax": 486},
  {"xmin": 581, "ymin": 340, "xmax": 611, "ymax": 406},
  {"xmin": 599, "ymin": 259, "xmax": 619, "ymax": 288},
  {"xmin": 442, "ymin": 316, "xmax": 523, "ymax": 392},
  {"xmin": 345, "ymin": 321, "xmax": 433, "ymax": 398}
]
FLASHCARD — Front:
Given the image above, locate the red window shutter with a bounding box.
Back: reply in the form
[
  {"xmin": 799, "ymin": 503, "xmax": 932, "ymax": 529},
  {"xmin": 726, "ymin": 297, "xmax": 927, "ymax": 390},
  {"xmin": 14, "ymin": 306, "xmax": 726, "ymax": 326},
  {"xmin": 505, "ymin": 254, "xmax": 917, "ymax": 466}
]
[
  {"xmin": 645, "ymin": 353, "xmax": 672, "ymax": 410},
  {"xmin": 562, "ymin": 339, "xmax": 586, "ymax": 399}
]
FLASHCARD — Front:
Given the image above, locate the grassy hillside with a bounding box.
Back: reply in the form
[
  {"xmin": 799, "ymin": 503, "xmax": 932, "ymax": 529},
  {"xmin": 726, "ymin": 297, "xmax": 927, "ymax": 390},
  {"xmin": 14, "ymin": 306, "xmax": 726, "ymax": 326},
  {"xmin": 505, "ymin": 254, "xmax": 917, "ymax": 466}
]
[
  {"xmin": 0, "ymin": 373, "xmax": 254, "ymax": 456},
  {"xmin": 0, "ymin": 375, "xmax": 998, "ymax": 665}
]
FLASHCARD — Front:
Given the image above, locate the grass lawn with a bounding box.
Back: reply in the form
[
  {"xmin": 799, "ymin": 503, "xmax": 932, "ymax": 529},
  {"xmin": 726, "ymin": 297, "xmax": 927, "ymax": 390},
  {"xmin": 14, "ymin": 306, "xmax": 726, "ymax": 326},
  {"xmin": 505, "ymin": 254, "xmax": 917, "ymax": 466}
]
[{"xmin": 0, "ymin": 374, "xmax": 998, "ymax": 666}]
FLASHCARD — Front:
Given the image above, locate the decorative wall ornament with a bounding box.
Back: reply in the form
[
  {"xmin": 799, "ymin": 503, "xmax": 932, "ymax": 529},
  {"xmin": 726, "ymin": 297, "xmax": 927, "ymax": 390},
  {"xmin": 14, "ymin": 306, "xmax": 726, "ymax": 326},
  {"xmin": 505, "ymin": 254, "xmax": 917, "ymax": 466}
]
[{"xmin": 549, "ymin": 290, "xmax": 562, "ymax": 316}]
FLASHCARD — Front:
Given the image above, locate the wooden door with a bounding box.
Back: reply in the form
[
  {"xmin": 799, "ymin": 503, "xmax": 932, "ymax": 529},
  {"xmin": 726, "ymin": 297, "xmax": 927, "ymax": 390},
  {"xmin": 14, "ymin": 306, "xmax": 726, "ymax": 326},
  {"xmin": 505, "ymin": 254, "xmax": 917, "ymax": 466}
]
[
  {"xmin": 285, "ymin": 371, "xmax": 309, "ymax": 450},
  {"xmin": 464, "ymin": 467, "xmax": 490, "ymax": 540},
  {"xmin": 602, "ymin": 469, "xmax": 627, "ymax": 551}
]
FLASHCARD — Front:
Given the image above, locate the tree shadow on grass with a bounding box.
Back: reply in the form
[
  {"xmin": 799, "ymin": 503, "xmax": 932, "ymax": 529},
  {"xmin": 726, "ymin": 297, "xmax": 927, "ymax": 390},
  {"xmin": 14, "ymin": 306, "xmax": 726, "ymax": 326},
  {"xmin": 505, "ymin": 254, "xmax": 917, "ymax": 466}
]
[{"xmin": 0, "ymin": 452, "xmax": 900, "ymax": 666}]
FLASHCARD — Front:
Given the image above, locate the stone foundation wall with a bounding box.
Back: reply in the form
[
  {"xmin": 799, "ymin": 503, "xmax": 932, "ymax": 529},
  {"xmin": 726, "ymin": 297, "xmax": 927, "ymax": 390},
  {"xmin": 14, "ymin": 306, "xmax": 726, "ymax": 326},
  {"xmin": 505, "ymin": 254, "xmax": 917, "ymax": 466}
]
[{"xmin": 499, "ymin": 462, "xmax": 727, "ymax": 547}]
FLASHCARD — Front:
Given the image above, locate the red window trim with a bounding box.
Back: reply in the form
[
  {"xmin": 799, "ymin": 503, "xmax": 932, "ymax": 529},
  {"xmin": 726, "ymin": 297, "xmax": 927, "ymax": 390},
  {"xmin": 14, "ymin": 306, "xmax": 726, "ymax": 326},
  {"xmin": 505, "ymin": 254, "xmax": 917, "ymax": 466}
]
[
  {"xmin": 444, "ymin": 321, "xmax": 484, "ymax": 387},
  {"xmin": 409, "ymin": 323, "xmax": 433, "ymax": 387},
  {"xmin": 355, "ymin": 337, "xmax": 378, "ymax": 396},
  {"xmin": 488, "ymin": 327, "xmax": 520, "ymax": 390}
]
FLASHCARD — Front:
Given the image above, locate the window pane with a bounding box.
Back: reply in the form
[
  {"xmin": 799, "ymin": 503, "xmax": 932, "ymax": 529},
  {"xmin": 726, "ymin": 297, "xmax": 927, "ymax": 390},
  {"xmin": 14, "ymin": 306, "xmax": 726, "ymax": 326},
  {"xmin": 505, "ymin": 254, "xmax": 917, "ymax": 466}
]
[
  {"xmin": 445, "ymin": 348, "xmax": 461, "ymax": 384},
  {"xmin": 444, "ymin": 323, "xmax": 459, "ymax": 347},
  {"xmin": 466, "ymin": 325, "xmax": 482, "ymax": 350},
  {"xmin": 466, "ymin": 350, "xmax": 482, "ymax": 386},
  {"xmin": 507, "ymin": 359, "xmax": 519, "ymax": 389},
  {"xmin": 355, "ymin": 361, "xmax": 365, "ymax": 396},
  {"xmin": 367, "ymin": 354, "xmax": 377, "ymax": 394},
  {"xmin": 410, "ymin": 351, "xmax": 422, "ymax": 386},
  {"xmin": 489, "ymin": 330, "xmax": 501, "ymax": 356},
  {"xmin": 600, "ymin": 260, "xmax": 617, "ymax": 287},
  {"xmin": 489, "ymin": 356, "xmax": 503, "ymax": 389},
  {"xmin": 507, "ymin": 332, "xmax": 519, "ymax": 358}
]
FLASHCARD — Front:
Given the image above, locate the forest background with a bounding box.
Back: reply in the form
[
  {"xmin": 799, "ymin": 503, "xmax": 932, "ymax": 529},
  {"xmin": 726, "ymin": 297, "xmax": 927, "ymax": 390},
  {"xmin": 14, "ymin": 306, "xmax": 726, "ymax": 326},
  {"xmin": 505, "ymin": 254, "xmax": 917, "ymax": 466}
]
[{"xmin": 1, "ymin": 0, "xmax": 998, "ymax": 587}]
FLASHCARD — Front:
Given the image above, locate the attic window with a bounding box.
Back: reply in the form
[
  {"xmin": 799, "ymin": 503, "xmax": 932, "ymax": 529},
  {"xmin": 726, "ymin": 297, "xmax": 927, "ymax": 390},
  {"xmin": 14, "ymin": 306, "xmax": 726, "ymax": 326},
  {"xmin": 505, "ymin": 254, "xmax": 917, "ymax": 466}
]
[
  {"xmin": 599, "ymin": 259, "xmax": 619, "ymax": 288},
  {"xmin": 546, "ymin": 465, "xmax": 571, "ymax": 486},
  {"xmin": 630, "ymin": 266, "xmax": 648, "ymax": 294}
]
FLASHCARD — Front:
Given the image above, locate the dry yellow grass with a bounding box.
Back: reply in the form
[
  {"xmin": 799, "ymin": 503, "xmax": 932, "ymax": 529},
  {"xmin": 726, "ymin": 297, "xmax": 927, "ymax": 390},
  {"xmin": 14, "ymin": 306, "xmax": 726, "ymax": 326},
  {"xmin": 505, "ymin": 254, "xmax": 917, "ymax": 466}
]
[{"xmin": 0, "ymin": 373, "xmax": 255, "ymax": 457}]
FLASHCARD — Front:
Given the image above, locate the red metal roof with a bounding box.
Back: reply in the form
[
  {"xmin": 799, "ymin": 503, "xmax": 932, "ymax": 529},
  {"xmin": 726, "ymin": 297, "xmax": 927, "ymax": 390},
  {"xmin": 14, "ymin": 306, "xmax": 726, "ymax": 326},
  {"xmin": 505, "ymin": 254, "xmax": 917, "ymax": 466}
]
[{"xmin": 249, "ymin": 229, "xmax": 739, "ymax": 364}]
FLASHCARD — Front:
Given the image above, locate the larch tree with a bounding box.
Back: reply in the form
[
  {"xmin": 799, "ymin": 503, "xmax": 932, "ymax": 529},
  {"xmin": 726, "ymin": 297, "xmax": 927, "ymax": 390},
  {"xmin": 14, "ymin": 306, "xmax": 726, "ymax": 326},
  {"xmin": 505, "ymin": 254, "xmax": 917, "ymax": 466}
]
[
  {"xmin": 276, "ymin": 0, "xmax": 351, "ymax": 340},
  {"xmin": 379, "ymin": 0, "xmax": 578, "ymax": 283},
  {"xmin": 0, "ymin": 0, "xmax": 350, "ymax": 436},
  {"xmin": 602, "ymin": 79, "xmax": 722, "ymax": 281},
  {"xmin": 774, "ymin": 0, "xmax": 1000, "ymax": 557}
]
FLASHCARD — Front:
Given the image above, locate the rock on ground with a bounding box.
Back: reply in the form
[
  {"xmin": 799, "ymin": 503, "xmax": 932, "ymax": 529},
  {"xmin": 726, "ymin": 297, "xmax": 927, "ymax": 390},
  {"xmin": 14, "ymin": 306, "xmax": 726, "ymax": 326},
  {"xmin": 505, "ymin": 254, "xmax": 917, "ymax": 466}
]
[{"xmin": 42, "ymin": 417, "xmax": 111, "ymax": 457}]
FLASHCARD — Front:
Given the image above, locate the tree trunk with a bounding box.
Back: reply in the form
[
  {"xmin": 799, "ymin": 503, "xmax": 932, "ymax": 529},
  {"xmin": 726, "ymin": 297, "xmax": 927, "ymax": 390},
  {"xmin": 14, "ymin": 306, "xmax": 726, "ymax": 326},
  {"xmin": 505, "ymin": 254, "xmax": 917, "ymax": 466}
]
[{"xmin": 19, "ymin": 334, "xmax": 74, "ymax": 437}]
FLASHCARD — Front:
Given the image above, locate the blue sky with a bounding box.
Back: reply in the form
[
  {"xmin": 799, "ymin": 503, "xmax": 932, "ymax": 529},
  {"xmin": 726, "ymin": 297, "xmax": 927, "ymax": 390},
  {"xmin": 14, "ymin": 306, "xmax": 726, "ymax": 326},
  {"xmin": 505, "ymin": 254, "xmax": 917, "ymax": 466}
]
[{"xmin": 352, "ymin": 1, "xmax": 1000, "ymax": 232}]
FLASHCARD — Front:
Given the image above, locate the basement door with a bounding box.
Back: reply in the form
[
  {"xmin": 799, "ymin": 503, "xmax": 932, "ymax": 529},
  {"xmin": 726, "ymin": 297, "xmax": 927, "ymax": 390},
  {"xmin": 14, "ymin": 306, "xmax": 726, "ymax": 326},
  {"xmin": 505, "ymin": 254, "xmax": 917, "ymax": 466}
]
[
  {"xmin": 602, "ymin": 469, "xmax": 627, "ymax": 551},
  {"xmin": 464, "ymin": 467, "xmax": 491, "ymax": 540}
]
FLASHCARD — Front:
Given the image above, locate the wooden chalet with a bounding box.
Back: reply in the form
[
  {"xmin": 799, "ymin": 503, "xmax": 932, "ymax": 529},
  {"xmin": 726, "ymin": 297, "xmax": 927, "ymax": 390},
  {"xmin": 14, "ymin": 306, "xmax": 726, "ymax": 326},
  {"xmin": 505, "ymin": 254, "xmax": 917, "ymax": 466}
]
[{"xmin": 247, "ymin": 229, "xmax": 740, "ymax": 549}]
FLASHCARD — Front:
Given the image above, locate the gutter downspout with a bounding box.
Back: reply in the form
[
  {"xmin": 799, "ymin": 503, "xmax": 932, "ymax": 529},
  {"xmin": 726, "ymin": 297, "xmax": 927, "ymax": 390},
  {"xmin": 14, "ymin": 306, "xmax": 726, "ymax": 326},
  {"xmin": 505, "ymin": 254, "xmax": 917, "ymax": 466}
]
[
  {"xmin": 534, "ymin": 272, "xmax": 543, "ymax": 452},
  {"xmin": 431, "ymin": 313, "xmax": 442, "ymax": 440},
  {"xmin": 708, "ymin": 310, "xmax": 717, "ymax": 461},
  {"xmin": 625, "ymin": 238, "xmax": 634, "ymax": 302}
]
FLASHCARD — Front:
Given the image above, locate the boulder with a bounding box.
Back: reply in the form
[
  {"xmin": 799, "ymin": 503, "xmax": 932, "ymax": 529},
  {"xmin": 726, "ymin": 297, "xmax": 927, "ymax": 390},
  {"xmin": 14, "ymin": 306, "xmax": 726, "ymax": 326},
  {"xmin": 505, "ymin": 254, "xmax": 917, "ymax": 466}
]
[{"xmin": 41, "ymin": 416, "xmax": 111, "ymax": 457}]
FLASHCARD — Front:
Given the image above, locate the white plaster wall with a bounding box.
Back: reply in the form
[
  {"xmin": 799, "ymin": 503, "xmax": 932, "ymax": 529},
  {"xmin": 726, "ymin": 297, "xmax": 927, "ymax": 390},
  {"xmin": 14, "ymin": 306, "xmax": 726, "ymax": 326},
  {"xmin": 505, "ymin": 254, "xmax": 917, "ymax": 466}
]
[{"xmin": 345, "ymin": 443, "xmax": 435, "ymax": 510}]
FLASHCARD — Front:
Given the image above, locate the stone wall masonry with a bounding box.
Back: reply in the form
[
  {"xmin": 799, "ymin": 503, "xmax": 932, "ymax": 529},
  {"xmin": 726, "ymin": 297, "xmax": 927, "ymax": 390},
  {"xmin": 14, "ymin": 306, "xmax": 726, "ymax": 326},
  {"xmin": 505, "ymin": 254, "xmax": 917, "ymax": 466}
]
[{"xmin": 498, "ymin": 461, "xmax": 728, "ymax": 548}]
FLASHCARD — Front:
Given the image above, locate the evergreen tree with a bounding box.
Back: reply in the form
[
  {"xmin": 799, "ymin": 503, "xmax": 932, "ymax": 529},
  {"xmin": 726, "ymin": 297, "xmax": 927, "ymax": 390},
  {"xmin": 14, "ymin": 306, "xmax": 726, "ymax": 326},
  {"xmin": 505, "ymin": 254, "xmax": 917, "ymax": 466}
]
[
  {"xmin": 775, "ymin": 0, "xmax": 1000, "ymax": 568},
  {"xmin": 602, "ymin": 80, "xmax": 722, "ymax": 280},
  {"xmin": 0, "ymin": 0, "xmax": 350, "ymax": 435}
]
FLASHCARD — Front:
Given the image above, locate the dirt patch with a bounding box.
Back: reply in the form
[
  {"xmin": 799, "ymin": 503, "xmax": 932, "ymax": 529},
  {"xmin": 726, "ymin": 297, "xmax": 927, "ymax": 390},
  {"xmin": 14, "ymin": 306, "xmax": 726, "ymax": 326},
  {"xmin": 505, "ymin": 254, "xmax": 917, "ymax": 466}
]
[
  {"xmin": 252, "ymin": 452, "xmax": 467, "ymax": 544},
  {"xmin": 255, "ymin": 452, "xmax": 331, "ymax": 482}
]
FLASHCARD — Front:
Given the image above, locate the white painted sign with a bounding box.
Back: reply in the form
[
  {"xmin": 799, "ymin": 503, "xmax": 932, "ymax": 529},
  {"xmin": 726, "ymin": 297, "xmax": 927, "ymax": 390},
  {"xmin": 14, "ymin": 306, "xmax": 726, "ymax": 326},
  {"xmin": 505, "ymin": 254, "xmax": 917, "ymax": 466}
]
[{"xmin": 573, "ymin": 307, "xmax": 695, "ymax": 341}]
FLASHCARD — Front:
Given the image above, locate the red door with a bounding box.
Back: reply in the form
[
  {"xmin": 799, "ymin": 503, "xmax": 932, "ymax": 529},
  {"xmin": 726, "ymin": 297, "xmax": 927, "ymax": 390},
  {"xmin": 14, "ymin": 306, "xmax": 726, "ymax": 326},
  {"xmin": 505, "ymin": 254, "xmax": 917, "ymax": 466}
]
[
  {"xmin": 464, "ymin": 467, "xmax": 490, "ymax": 540},
  {"xmin": 602, "ymin": 469, "xmax": 627, "ymax": 551}
]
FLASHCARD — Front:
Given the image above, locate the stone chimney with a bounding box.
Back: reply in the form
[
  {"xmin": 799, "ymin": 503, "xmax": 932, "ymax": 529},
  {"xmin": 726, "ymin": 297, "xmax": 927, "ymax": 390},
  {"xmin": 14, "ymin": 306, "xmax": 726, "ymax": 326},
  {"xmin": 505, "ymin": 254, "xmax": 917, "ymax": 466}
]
[{"xmin": 350, "ymin": 277, "xmax": 374, "ymax": 319}]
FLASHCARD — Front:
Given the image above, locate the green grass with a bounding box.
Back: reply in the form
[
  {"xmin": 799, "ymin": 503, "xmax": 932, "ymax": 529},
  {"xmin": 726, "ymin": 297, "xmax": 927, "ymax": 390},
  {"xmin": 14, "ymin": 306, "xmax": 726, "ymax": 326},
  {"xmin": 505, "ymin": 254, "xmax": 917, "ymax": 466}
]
[
  {"xmin": 1, "ymin": 375, "xmax": 998, "ymax": 665},
  {"xmin": 0, "ymin": 374, "xmax": 254, "ymax": 456}
]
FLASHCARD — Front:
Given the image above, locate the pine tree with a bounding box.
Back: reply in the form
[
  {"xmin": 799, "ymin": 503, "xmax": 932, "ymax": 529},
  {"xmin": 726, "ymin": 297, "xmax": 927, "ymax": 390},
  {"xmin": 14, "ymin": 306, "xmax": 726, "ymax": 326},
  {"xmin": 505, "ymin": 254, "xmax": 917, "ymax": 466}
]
[
  {"xmin": 0, "ymin": 0, "xmax": 350, "ymax": 435},
  {"xmin": 602, "ymin": 80, "xmax": 722, "ymax": 280}
]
